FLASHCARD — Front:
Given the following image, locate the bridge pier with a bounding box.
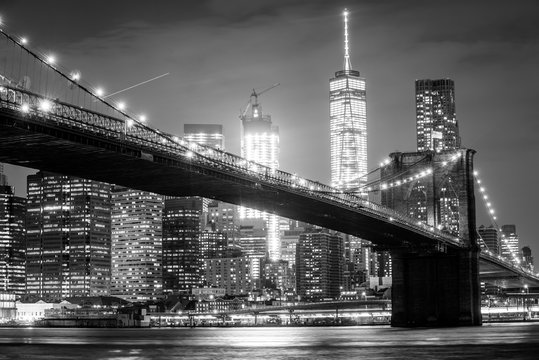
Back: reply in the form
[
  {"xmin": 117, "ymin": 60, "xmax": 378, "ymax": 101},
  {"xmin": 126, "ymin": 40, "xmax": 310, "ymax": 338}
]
[{"xmin": 391, "ymin": 247, "xmax": 482, "ymax": 327}]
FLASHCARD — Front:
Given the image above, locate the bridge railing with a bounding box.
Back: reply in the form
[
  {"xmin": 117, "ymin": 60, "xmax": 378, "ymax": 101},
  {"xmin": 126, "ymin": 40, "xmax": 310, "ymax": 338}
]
[{"xmin": 1, "ymin": 84, "xmax": 460, "ymax": 246}]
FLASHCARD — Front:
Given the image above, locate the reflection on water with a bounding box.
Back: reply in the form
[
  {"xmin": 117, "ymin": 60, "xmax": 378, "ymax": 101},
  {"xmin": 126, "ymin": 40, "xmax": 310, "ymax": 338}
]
[{"xmin": 1, "ymin": 323, "xmax": 539, "ymax": 359}]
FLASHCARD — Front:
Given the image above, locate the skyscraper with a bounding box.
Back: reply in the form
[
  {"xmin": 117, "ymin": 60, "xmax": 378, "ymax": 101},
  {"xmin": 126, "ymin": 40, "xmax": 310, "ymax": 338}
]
[
  {"xmin": 330, "ymin": 9, "xmax": 370, "ymax": 290},
  {"xmin": 330, "ymin": 9, "xmax": 367, "ymax": 192},
  {"xmin": 26, "ymin": 172, "xmax": 111, "ymax": 300},
  {"xmin": 240, "ymin": 87, "xmax": 280, "ymax": 261},
  {"xmin": 296, "ymin": 230, "xmax": 343, "ymax": 300},
  {"xmin": 184, "ymin": 124, "xmax": 225, "ymax": 150},
  {"xmin": 0, "ymin": 183, "xmax": 26, "ymax": 296},
  {"xmin": 162, "ymin": 197, "xmax": 205, "ymax": 294},
  {"xmin": 111, "ymin": 186, "xmax": 163, "ymax": 301},
  {"xmin": 478, "ymin": 225, "xmax": 500, "ymax": 254},
  {"xmin": 500, "ymin": 224, "xmax": 520, "ymax": 262},
  {"xmin": 415, "ymin": 79, "xmax": 460, "ymax": 152}
]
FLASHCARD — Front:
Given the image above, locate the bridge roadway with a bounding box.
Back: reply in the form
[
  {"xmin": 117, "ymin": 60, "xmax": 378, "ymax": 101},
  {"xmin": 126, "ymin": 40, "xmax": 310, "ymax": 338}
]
[{"xmin": 1, "ymin": 85, "xmax": 538, "ymax": 287}]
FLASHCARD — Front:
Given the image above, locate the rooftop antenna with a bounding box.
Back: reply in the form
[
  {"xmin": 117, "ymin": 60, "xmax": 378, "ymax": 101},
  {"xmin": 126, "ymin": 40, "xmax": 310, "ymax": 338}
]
[{"xmin": 343, "ymin": 8, "xmax": 352, "ymax": 71}]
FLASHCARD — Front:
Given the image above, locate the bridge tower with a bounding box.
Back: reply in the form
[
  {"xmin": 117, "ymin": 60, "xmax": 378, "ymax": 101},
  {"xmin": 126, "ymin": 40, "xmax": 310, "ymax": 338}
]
[{"xmin": 381, "ymin": 148, "xmax": 482, "ymax": 326}]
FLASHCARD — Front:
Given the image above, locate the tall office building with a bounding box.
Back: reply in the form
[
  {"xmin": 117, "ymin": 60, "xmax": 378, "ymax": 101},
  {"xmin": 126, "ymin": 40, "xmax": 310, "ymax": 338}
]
[
  {"xmin": 240, "ymin": 88, "xmax": 280, "ymax": 261},
  {"xmin": 478, "ymin": 225, "xmax": 500, "ymax": 254},
  {"xmin": 500, "ymin": 224, "xmax": 519, "ymax": 262},
  {"xmin": 184, "ymin": 124, "xmax": 225, "ymax": 150},
  {"xmin": 330, "ymin": 9, "xmax": 367, "ymax": 192},
  {"xmin": 208, "ymin": 200, "xmax": 239, "ymax": 247},
  {"xmin": 415, "ymin": 79, "xmax": 460, "ymax": 152},
  {"xmin": 296, "ymin": 231, "xmax": 344, "ymax": 300},
  {"xmin": 238, "ymin": 219, "xmax": 267, "ymax": 259},
  {"xmin": 330, "ymin": 10, "xmax": 371, "ymax": 288},
  {"xmin": 203, "ymin": 256, "xmax": 260, "ymax": 296},
  {"xmin": 0, "ymin": 183, "xmax": 26, "ymax": 296},
  {"xmin": 111, "ymin": 186, "xmax": 163, "ymax": 301},
  {"xmin": 26, "ymin": 172, "xmax": 111, "ymax": 300},
  {"xmin": 162, "ymin": 197, "xmax": 204, "ymax": 294}
]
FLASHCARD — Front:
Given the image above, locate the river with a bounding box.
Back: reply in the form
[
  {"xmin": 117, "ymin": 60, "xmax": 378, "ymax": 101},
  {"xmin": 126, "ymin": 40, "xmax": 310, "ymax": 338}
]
[{"xmin": 1, "ymin": 323, "xmax": 538, "ymax": 359}]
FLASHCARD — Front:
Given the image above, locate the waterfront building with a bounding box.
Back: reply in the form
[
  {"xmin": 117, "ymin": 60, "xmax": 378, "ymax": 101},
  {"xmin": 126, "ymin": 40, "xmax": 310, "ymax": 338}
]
[
  {"xmin": 26, "ymin": 172, "xmax": 111, "ymax": 300},
  {"xmin": 0, "ymin": 292, "xmax": 16, "ymax": 320},
  {"xmin": 500, "ymin": 224, "xmax": 520, "ymax": 262},
  {"xmin": 296, "ymin": 231, "xmax": 344, "ymax": 300},
  {"xmin": 0, "ymin": 184, "xmax": 25, "ymax": 296},
  {"xmin": 203, "ymin": 256, "xmax": 260, "ymax": 296},
  {"xmin": 478, "ymin": 225, "xmax": 500, "ymax": 255},
  {"xmin": 240, "ymin": 88, "xmax": 280, "ymax": 261},
  {"xmin": 415, "ymin": 79, "xmax": 460, "ymax": 152},
  {"xmin": 162, "ymin": 197, "xmax": 205, "ymax": 294},
  {"xmin": 111, "ymin": 186, "xmax": 163, "ymax": 301},
  {"xmin": 191, "ymin": 287, "xmax": 226, "ymax": 301},
  {"xmin": 330, "ymin": 9, "xmax": 367, "ymax": 192},
  {"xmin": 183, "ymin": 124, "xmax": 225, "ymax": 150}
]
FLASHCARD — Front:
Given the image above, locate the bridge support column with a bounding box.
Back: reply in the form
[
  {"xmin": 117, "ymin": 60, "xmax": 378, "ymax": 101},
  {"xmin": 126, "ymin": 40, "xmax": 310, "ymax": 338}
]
[{"xmin": 391, "ymin": 248, "xmax": 482, "ymax": 327}]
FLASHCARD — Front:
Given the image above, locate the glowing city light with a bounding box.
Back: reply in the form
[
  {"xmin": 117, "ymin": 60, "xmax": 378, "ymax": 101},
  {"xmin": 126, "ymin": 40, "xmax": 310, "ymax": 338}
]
[
  {"xmin": 21, "ymin": 103, "xmax": 30, "ymax": 113},
  {"xmin": 46, "ymin": 55, "xmax": 55, "ymax": 65},
  {"xmin": 95, "ymin": 88, "xmax": 104, "ymax": 97},
  {"xmin": 70, "ymin": 71, "xmax": 81, "ymax": 82},
  {"xmin": 117, "ymin": 102, "xmax": 126, "ymax": 110},
  {"xmin": 39, "ymin": 99, "xmax": 52, "ymax": 112},
  {"xmin": 20, "ymin": 37, "xmax": 28, "ymax": 45},
  {"xmin": 139, "ymin": 114, "xmax": 147, "ymax": 122}
]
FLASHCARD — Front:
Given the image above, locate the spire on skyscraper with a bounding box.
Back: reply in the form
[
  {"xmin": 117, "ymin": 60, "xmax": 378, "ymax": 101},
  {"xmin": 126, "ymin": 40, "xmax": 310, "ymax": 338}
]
[{"xmin": 343, "ymin": 8, "xmax": 352, "ymax": 71}]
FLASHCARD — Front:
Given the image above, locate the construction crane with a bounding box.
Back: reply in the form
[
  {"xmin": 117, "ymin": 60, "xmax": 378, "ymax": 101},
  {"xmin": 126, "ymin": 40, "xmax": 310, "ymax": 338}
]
[{"xmin": 239, "ymin": 83, "xmax": 280, "ymax": 119}]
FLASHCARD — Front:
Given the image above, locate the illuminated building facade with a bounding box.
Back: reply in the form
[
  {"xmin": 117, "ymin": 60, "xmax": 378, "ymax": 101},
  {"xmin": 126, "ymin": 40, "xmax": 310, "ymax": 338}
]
[
  {"xmin": 330, "ymin": 10, "xmax": 370, "ymax": 289},
  {"xmin": 26, "ymin": 172, "xmax": 111, "ymax": 300},
  {"xmin": 203, "ymin": 256, "xmax": 260, "ymax": 296},
  {"xmin": 240, "ymin": 90, "xmax": 280, "ymax": 261},
  {"xmin": 415, "ymin": 79, "xmax": 460, "ymax": 152},
  {"xmin": 296, "ymin": 231, "xmax": 343, "ymax": 300},
  {"xmin": 330, "ymin": 10, "xmax": 367, "ymax": 192},
  {"xmin": 111, "ymin": 186, "xmax": 163, "ymax": 301},
  {"xmin": 162, "ymin": 197, "xmax": 204, "ymax": 293},
  {"xmin": 238, "ymin": 219, "xmax": 267, "ymax": 259},
  {"xmin": 478, "ymin": 225, "xmax": 500, "ymax": 254},
  {"xmin": 0, "ymin": 184, "xmax": 25, "ymax": 296},
  {"xmin": 208, "ymin": 200, "xmax": 239, "ymax": 247},
  {"xmin": 183, "ymin": 124, "xmax": 225, "ymax": 150},
  {"xmin": 200, "ymin": 227, "xmax": 227, "ymax": 260},
  {"xmin": 500, "ymin": 224, "xmax": 520, "ymax": 262}
]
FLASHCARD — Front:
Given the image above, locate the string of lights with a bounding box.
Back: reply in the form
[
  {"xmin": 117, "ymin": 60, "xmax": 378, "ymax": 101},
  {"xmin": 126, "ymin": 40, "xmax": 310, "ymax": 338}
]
[{"xmin": 473, "ymin": 170, "xmax": 523, "ymax": 267}]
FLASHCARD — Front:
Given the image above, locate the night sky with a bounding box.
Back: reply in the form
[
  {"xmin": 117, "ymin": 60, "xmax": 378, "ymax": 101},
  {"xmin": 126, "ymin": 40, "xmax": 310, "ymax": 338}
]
[{"xmin": 1, "ymin": 0, "xmax": 538, "ymax": 258}]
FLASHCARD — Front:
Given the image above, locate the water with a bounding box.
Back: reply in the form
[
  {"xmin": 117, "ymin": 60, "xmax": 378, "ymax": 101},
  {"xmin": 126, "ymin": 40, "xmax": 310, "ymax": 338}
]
[{"xmin": 1, "ymin": 323, "xmax": 538, "ymax": 359}]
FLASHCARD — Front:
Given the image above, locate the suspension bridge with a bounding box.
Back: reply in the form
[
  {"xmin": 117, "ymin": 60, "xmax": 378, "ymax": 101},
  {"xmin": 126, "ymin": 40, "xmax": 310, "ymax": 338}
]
[{"xmin": 0, "ymin": 26, "xmax": 537, "ymax": 326}]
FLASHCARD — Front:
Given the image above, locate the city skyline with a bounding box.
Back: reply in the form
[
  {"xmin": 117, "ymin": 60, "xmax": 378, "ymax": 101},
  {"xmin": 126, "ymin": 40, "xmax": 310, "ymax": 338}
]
[{"xmin": 1, "ymin": 0, "xmax": 538, "ymax": 257}]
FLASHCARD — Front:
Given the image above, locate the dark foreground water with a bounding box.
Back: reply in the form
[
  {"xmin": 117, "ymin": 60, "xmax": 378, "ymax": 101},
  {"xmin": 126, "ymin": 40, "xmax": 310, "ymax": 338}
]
[{"xmin": 1, "ymin": 323, "xmax": 539, "ymax": 359}]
